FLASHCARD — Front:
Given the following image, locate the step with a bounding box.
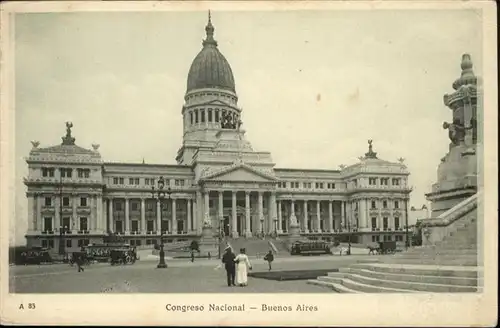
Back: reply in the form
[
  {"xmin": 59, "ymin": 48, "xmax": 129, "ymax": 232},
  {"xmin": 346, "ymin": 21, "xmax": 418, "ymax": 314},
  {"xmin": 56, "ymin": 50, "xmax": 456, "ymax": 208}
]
[
  {"xmin": 348, "ymin": 268, "xmax": 479, "ymax": 287},
  {"xmin": 395, "ymin": 253, "xmax": 478, "ymax": 259},
  {"xmin": 339, "ymin": 278, "xmax": 418, "ymax": 293},
  {"xmin": 349, "ymin": 263, "xmax": 480, "ymax": 278},
  {"xmin": 345, "ymin": 272, "xmax": 478, "ymax": 292},
  {"xmin": 391, "ymin": 258, "xmax": 478, "ymax": 266},
  {"xmin": 306, "ymin": 279, "xmax": 360, "ymax": 293}
]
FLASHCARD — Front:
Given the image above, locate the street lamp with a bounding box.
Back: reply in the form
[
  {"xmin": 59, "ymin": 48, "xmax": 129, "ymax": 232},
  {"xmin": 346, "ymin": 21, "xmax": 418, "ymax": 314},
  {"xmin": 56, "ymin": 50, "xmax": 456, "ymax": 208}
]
[
  {"xmin": 58, "ymin": 225, "xmax": 69, "ymax": 256},
  {"xmin": 218, "ymin": 217, "xmax": 224, "ymax": 259},
  {"xmin": 151, "ymin": 177, "xmax": 171, "ymax": 269},
  {"xmin": 274, "ymin": 217, "xmax": 278, "ymax": 239},
  {"xmin": 405, "ymin": 198, "xmax": 410, "ymax": 250},
  {"xmin": 260, "ymin": 217, "xmax": 264, "ymax": 239},
  {"xmin": 347, "ymin": 220, "xmax": 352, "ymax": 256}
]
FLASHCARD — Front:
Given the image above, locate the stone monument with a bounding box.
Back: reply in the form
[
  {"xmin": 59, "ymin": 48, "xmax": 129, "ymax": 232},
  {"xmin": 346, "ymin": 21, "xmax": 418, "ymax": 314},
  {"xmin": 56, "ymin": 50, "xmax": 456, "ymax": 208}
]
[
  {"xmin": 425, "ymin": 54, "xmax": 479, "ymax": 218},
  {"xmin": 286, "ymin": 200, "xmax": 302, "ymax": 249}
]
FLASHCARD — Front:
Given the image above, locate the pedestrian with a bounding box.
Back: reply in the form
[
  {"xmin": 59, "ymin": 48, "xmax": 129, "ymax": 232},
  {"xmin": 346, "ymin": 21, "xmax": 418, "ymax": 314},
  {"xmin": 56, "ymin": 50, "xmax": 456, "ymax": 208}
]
[
  {"xmin": 234, "ymin": 248, "xmax": 252, "ymax": 287},
  {"xmin": 208, "ymin": 252, "xmax": 211, "ymax": 260},
  {"xmin": 221, "ymin": 246, "xmax": 236, "ymax": 287},
  {"xmin": 263, "ymin": 250, "xmax": 274, "ymax": 271},
  {"xmin": 191, "ymin": 250, "xmax": 195, "ymax": 263},
  {"xmin": 75, "ymin": 253, "xmax": 85, "ymax": 272}
]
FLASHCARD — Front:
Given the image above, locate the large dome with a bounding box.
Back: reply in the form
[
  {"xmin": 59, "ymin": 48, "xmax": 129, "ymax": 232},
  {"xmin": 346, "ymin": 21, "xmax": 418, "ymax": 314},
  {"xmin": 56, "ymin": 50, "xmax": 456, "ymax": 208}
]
[{"xmin": 186, "ymin": 14, "xmax": 236, "ymax": 93}]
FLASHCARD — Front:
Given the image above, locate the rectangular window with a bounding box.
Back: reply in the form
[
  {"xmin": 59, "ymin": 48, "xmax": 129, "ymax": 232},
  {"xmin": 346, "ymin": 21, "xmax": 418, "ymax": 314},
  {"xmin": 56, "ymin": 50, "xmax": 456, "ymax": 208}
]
[
  {"xmin": 44, "ymin": 217, "xmax": 52, "ymax": 232},
  {"xmin": 42, "ymin": 240, "xmax": 48, "ymax": 248},
  {"xmin": 62, "ymin": 217, "xmax": 71, "ymax": 230},
  {"xmin": 129, "ymin": 178, "xmax": 134, "ymax": 185},
  {"xmin": 78, "ymin": 239, "xmax": 83, "ymax": 247},
  {"xmin": 371, "ymin": 201, "xmax": 376, "ymax": 209},
  {"xmin": 145, "ymin": 178, "xmax": 150, "ymax": 185},
  {"xmin": 394, "ymin": 201, "xmax": 399, "ymax": 209},
  {"xmin": 383, "ymin": 217, "xmax": 388, "ymax": 229},
  {"xmin": 215, "ymin": 110, "xmax": 220, "ymax": 122},
  {"xmin": 48, "ymin": 240, "xmax": 54, "ymax": 248},
  {"xmin": 383, "ymin": 200, "xmax": 387, "ymax": 208},
  {"xmin": 115, "ymin": 221, "xmax": 123, "ymax": 233},
  {"xmin": 282, "ymin": 182, "xmax": 287, "ymax": 188},
  {"xmin": 113, "ymin": 177, "xmax": 119, "ymax": 184},
  {"xmin": 48, "ymin": 168, "xmax": 55, "ymax": 177},
  {"xmin": 394, "ymin": 217, "xmax": 400, "ymax": 230},
  {"xmin": 147, "ymin": 220, "xmax": 154, "ymax": 232},
  {"xmin": 132, "ymin": 202, "xmax": 139, "ymax": 211},
  {"xmin": 42, "ymin": 168, "xmax": 49, "ymax": 177},
  {"xmin": 131, "ymin": 220, "xmax": 139, "ymax": 232},
  {"xmin": 195, "ymin": 110, "xmax": 199, "ymax": 123},
  {"xmin": 115, "ymin": 201, "xmax": 122, "ymax": 211},
  {"xmin": 44, "ymin": 197, "xmax": 52, "ymax": 206},
  {"xmin": 190, "ymin": 112, "xmax": 193, "ymax": 124},
  {"xmin": 135, "ymin": 178, "xmax": 139, "ymax": 185},
  {"xmin": 80, "ymin": 197, "xmax": 87, "ymax": 207},
  {"xmin": 369, "ymin": 178, "xmax": 377, "ymax": 185},
  {"xmin": 119, "ymin": 177, "xmax": 124, "ymax": 184},
  {"xmin": 84, "ymin": 169, "xmax": 90, "ymax": 178},
  {"xmin": 201, "ymin": 110, "xmax": 205, "ymax": 122},
  {"xmin": 63, "ymin": 197, "xmax": 70, "ymax": 206},
  {"xmin": 392, "ymin": 178, "xmax": 400, "ymax": 186},
  {"xmin": 80, "ymin": 217, "xmax": 88, "ymax": 231},
  {"xmin": 66, "ymin": 239, "xmax": 72, "ymax": 248},
  {"xmin": 180, "ymin": 180, "xmax": 185, "ymax": 186},
  {"xmin": 372, "ymin": 236, "xmax": 377, "ymax": 242},
  {"xmin": 371, "ymin": 217, "xmax": 377, "ymax": 229},
  {"xmin": 136, "ymin": 240, "xmax": 142, "ymax": 246},
  {"xmin": 208, "ymin": 109, "xmax": 213, "ymax": 122}
]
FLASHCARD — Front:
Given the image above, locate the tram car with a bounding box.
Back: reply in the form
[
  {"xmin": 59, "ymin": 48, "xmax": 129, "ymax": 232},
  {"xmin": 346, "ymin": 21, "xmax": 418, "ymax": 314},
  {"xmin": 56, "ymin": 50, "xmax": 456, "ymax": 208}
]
[
  {"xmin": 14, "ymin": 247, "xmax": 52, "ymax": 265},
  {"xmin": 290, "ymin": 240, "xmax": 333, "ymax": 256},
  {"xmin": 377, "ymin": 241, "xmax": 397, "ymax": 254},
  {"xmin": 110, "ymin": 248, "xmax": 137, "ymax": 265}
]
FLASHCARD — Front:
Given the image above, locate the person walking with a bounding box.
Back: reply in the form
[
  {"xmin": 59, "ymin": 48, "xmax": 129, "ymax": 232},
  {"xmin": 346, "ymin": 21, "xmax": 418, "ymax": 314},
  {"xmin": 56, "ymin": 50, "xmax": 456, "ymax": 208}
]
[
  {"xmin": 75, "ymin": 253, "xmax": 85, "ymax": 273},
  {"xmin": 235, "ymin": 248, "xmax": 252, "ymax": 287},
  {"xmin": 264, "ymin": 250, "xmax": 274, "ymax": 271},
  {"xmin": 191, "ymin": 250, "xmax": 195, "ymax": 263},
  {"xmin": 221, "ymin": 246, "xmax": 236, "ymax": 287}
]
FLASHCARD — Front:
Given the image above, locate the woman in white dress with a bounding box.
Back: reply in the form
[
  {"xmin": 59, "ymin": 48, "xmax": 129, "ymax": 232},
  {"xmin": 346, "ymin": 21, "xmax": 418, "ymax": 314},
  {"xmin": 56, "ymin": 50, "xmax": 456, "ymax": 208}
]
[{"xmin": 234, "ymin": 248, "xmax": 252, "ymax": 287}]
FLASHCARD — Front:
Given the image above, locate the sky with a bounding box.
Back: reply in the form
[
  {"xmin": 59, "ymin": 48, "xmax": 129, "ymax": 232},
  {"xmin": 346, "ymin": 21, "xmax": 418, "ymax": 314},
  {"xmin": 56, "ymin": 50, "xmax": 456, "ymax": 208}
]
[{"xmin": 12, "ymin": 9, "xmax": 483, "ymax": 245}]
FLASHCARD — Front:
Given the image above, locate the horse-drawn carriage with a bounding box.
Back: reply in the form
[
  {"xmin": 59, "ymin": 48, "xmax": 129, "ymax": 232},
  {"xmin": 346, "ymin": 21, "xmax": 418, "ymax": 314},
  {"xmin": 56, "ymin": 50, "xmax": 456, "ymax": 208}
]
[
  {"xmin": 368, "ymin": 241, "xmax": 397, "ymax": 255},
  {"xmin": 290, "ymin": 240, "xmax": 332, "ymax": 256},
  {"xmin": 110, "ymin": 248, "xmax": 137, "ymax": 265}
]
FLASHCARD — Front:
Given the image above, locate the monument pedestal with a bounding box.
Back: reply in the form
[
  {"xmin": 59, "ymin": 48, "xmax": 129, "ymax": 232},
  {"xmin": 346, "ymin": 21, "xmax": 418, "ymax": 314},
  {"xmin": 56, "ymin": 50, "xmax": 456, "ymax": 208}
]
[
  {"xmin": 426, "ymin": 144, "xmax": 477, "ymax": 218},
  {"xmin": 198, "ymin": 225, "xmax": 218, "ymax": 257},
  {"xmin": 286, "ymin": 214, "xmax": 301, "ymax": 251}
]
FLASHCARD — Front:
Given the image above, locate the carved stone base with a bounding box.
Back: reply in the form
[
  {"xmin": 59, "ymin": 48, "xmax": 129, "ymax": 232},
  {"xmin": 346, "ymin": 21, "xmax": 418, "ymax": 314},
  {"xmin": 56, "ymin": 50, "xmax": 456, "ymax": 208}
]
[
  {"xmin": 231, "ymin": 231, "xmax": 239, "ymax": 238},
  {"xmin": 244, "ymin": 230, "xmax": 253, "ymax": 238}
]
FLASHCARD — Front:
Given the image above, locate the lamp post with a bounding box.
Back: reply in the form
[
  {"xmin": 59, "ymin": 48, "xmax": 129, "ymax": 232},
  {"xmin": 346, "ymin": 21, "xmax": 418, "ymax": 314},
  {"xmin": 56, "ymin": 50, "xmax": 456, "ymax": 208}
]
[
  {"xmin": 405, "ymin": 198, "xmax": 409, "ymax": 250},
  {"xmin": 347, "ymin": 220, "xmax": 352, "ymax": 256},
  {"xmin": 151, "ymin": 177, "xmax": 171, "ymax": 269},
  {"xmin": 58, "ymin": 225, "xmax": 69, "ymax": 256},
  {"xmin": 218, "ymin": 217, "xmax": 224, "ymax": 259},
  {"xmin": 58, "ymin": 172, "xmax": 64, "ymax": 255},
  {"xmin": 260, "ymin": 217, "xmax": 264, "ymax": 239}
]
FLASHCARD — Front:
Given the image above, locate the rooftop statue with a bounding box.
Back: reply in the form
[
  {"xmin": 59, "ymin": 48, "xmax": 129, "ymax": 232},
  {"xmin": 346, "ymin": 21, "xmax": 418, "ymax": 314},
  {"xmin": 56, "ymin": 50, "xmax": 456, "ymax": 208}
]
[
  {"xmin": 31, "ymin": 140, "xmax": 40, "ymax": 148},
  {"xmin": 61, "ymin": 121, "xmax": 76, "ymax": 145}
]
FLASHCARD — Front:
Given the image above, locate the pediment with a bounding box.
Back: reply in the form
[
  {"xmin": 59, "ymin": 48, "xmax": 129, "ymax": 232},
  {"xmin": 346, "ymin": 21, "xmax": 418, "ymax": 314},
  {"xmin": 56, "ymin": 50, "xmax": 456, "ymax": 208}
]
[{"xmin": 201, "ymin": 163, "xmax": 277, "ymax": 182}]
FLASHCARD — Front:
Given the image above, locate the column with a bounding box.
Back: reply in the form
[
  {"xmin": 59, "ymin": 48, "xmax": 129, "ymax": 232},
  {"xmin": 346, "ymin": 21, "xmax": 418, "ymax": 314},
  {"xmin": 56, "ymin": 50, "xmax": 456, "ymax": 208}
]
[
  {"xmin": 192, "ymin": 196, "xmax": 198, "ymax": 233},
  {"xmin": 27, "ymin": 194, "xmax": 35, "ymax": 231},
  {"xmin": 277, "ymin": 200, "xmax": 283, "ymax": 233},
  {"xmin": 303, "ymin": 200, "xmax": 309, "ymax": 233},
  {"xmin": 328, "ymin": 201, "xmax": 333, "ymax": 232},
  {"xmin": 187, "ymin": 199, "xmax": 192, "ymax": 232},
  {"xmin": 270, "ymin": 192, "xmax": 278, "ymax": 233},
  {"xmin": 195, "ymin": 191, "xmax": 202, "ymax": 233},
  {"xmin": 258, "ymin": 192, "xmax": 264, "ymax": 234},
  {"xmin": 341, "ymin": 201, "xmax": 345, "ymax": 231},
  {"xmin": 108, "ymin": 198, "xmax": 114, "ymax": 233},
  {"xmin": 54, "ymin": 195, "xmax": 60, "ymax": 231},
  {"xmin": 232, "ymin": 191, "xmax": 238, "ymax": 237},
  {"xmin": 316, "ymin": 200, "xmax": 321, "ymax": 233},
  {"xmin": 156, "ymin": 199, "xmax": 161, "ymax": 233},
  {"xmin": 218, "ymin": 191, "xmax": 224, "ymax": 222},
  {"xmin": 172, "ymin": 198, "xmax": 177, "ymax": 234},
  {"xmin": 90, "ymin": 195, "xmax": 95, "ymax": 231},
  {"xmin": 204, "ymin": 192, "xmax": 210, "ymax": 223},
  {"xmin": 97, "ymin": 195, "xmax": 103, "ymax": 232},
  {"xmin": 359, "ymin": 199, "xmax": 366, "ymax": 230},
  {"xmin": 36, "ymin": 194, "xmax": 43, "ymax": 231},
  {"xmin": 245, "ymin": 191, "xmax": 251, "ymax": 237},
  {"xmin": 140, "ymin": 198, "xmax": 146, "ymax": 233},
  {"xmin": 125, "ymin": 198, "xmax": 130, "ymax": 233},
  {"xmin": 72, "ymin": 194, "xmax": 78, "ymax": 231}
]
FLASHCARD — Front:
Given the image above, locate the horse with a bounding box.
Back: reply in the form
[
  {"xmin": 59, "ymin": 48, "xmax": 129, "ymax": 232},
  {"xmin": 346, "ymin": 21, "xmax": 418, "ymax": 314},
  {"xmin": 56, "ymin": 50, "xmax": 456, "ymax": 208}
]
[{"xmin": 367, "ymin": 245, "xmax": 379, "ymax": 255}]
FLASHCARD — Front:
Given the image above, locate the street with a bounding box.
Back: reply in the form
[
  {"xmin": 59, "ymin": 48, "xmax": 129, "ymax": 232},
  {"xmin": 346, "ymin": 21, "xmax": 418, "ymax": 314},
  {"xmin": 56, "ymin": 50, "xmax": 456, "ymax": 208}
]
[{"xmin": 9, "ymin": 255, "xmax": 380, "ymax": 293}]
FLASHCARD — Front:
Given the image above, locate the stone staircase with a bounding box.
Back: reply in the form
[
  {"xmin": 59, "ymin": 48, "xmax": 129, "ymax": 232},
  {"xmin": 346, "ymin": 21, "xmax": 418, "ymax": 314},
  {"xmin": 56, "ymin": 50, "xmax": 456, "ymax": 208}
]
[{"xmin": 308, "ymin": 194, "xmax": 481, "ymax": 293}]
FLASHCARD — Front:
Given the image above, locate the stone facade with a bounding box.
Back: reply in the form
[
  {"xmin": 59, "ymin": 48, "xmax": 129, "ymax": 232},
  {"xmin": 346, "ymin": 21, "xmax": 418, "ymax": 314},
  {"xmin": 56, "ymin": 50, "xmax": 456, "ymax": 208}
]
[{"xmin": 23, "ymin": 15, "xmax": 412, "ymax": 252}]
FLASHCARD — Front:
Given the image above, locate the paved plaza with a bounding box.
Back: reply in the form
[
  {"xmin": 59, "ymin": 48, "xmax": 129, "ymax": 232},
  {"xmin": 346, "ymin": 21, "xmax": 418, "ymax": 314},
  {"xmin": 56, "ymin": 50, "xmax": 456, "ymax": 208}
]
[{"xmin": 10, "ymin": 255, "xmax": 380, "ymax": 293}]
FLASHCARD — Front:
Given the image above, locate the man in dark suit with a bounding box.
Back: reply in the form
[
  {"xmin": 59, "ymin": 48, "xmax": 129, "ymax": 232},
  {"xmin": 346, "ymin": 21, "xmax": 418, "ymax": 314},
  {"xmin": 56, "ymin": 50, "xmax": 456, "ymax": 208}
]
[{"xmin": 221, "ymin": 246, "xmax": 236, "ymax": 287}]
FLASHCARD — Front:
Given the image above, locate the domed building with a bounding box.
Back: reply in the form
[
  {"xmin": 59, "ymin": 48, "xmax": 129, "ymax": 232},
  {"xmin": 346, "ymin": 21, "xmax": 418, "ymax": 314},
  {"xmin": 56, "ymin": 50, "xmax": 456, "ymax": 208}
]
[{"xmin": 23, "ymin": 14, "xmax": 413, "ymax": 254}]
